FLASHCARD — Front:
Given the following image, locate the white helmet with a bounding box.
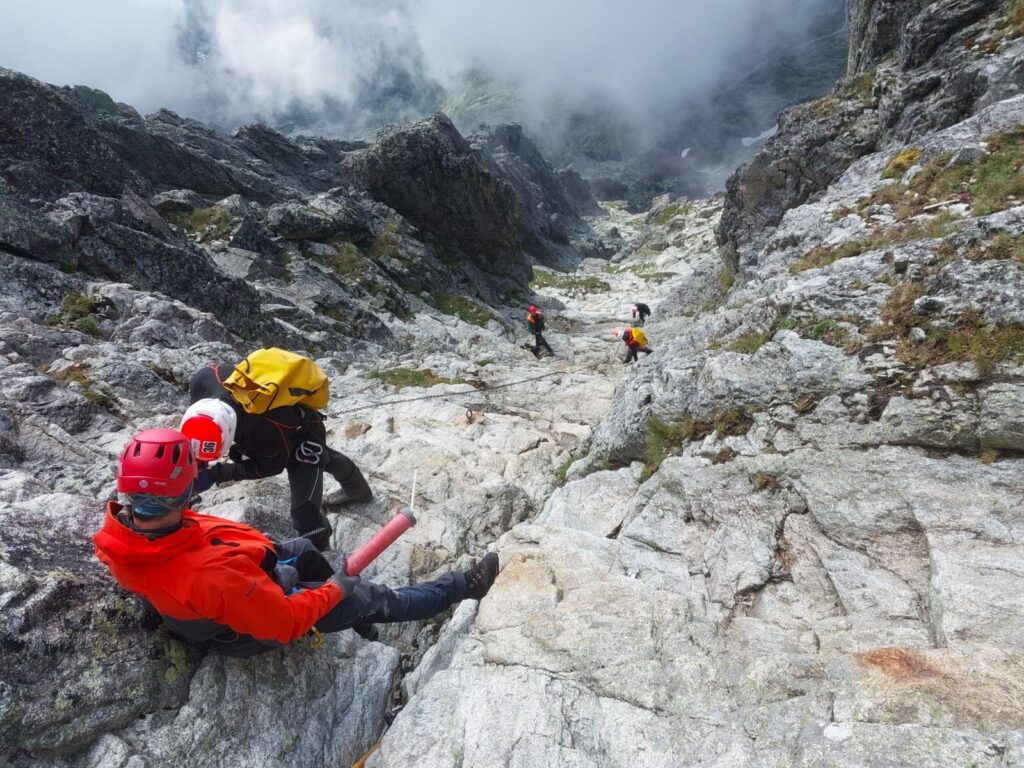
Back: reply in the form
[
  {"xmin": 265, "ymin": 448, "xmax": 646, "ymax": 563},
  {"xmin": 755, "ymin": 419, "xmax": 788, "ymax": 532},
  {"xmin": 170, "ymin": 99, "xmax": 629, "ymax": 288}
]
[{"xmin": 179, "ymin": 398, "xmax": 237, "ymax": 461}]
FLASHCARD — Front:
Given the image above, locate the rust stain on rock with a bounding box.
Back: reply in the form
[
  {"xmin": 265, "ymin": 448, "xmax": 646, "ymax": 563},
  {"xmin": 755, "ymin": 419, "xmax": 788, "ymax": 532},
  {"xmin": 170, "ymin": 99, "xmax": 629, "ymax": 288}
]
[{"xmin": 856, "ymin": 647, "xmax": 944, "ymax": 681}]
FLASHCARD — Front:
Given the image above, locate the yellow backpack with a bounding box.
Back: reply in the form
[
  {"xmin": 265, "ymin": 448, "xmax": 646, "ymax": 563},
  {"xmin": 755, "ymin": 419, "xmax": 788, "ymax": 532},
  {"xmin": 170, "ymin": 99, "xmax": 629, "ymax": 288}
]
[
  {"xmin": 223, "ymin": 348, "xmax": 329, "ymax": 414},
  {"xmin": 631, "ymin": 327, "xmax": 648, "ymax": 347}
]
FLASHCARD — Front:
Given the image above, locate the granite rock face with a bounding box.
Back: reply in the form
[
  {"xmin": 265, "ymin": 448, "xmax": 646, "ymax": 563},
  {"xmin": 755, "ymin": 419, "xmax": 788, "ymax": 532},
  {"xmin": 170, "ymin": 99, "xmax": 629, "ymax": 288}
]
[
  {"xmin": 342, "ymin": 114, "xmax": 532, "ymax": 285},
  {"xmin": 6, "ymin": 5, "xmax": 1024, "ymax": 765},
  {"xmin": 718, "ymin": 0, "xmax": 1024, "ymax": 270},
  {"xmin": 0, "ymin": 69, "xmax": 600, "ymax": 355}
]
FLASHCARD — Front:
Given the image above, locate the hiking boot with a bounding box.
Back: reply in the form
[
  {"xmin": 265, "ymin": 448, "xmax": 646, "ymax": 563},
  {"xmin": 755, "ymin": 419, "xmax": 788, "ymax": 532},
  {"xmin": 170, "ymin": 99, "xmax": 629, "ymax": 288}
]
[
  {"xmin": 353, "ymin": 623, "xmax": 379, "ymax": 642},
  {"xmin": 462, "ymin": 552, "xmax": 499, "ymax": 601},
  {"xmin": 324, "ymin": 469, "xmax": 374, "ymax": 508}
]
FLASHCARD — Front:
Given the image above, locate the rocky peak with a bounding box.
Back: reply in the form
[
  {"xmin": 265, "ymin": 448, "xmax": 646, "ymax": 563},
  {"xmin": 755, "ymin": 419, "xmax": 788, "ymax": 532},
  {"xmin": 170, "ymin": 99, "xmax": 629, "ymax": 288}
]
[
  {"xmin": 718, "ymin": 0, "xmax": 1024, "ymax": 270},
  {"xmin": 847, "ymin": 0, "xmax": 929, "ymax": 73},
  {"xmin": 341, "ymin": 114, "xmax": 531, "ymax": 285},
  {"xmin": 469, "ymin": 122, "xmax": 600, "ymax": 267}
]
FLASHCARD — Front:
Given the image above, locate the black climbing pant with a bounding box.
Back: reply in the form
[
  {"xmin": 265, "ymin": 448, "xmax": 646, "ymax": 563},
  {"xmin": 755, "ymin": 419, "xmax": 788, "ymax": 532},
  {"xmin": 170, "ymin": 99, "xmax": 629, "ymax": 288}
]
[
  {"xmin": 624, "ymin": 346, "xmax": 653, "ymax": 364},
  {"xmin": 278, "ymin": 537, "xmax": 467, "ymax": 633},
  {"xmin": 532, "ymin": 332, "xmax": 554, "ymax": 356},
  {"xmin": 288, "ymin": 447, "xmax": 368, "ymax": 550}
]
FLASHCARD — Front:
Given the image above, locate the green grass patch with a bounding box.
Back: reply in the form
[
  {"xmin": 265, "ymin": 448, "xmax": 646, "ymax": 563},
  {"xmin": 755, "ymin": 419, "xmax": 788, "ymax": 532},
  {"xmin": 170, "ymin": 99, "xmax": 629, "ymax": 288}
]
[
  {"xmin": 805, "ymin": 70, "xmax": 877, "ymax": 118},
  {"xmin": 642, "ymin": 416, "xmax": 712, "ymax": 479},
  {"xmin": 500, "ymin": 289, "xmax": 524, "ymax": 305},
  {"xmin": 713, "ymin": 407, "xmax": 756, "ymax": 438},
  {"xmin": 649, "ymin": 201, "xmax": 692, "ymax": 227},
  {"xmin": 860, "ymin": 128, "xmax": 1024, "ymax": 220},
  {"xmin": 475, "ymin": 358, "xmax": 494, "ymax": 367},
  {"xmin": 899, "ymin": 310, "xmax": 1024, "ymax": 376},
  {"xmin": 74, "ymin": 316, "xmax": 100, "ymax": 337},
  {"xmin": 808, "ymin": 318, "xmax": 858, "ymax": 351},
  {"xmin": 718, "ymin": 267, "xmax": 736, "ymax": 291},
  {"xmin": 59, "ymin": 291, "xmax": 96, "ymax": 322},
  {"xmin": 165, "ymin": 207, "xmax": 234, "ymax": 243},
  {"xmin": 46, "ymin": 291, "xmax": 102, "ymax": 337},
  {"xmin": 531, "ymin": 270, "xmax": 611, "ymax": 294},
  {"xmin": 972, "ymin": 127, "xmax": 1024, "ymax": 214},
  {"xmin": 866, "ymin": 282, "xmax": 927, "ymax": 341},
  {"xmin": 304, "ymin": 241, "xmax": 364, "ymax": 278},
  {"xmin": 764, "ymin": 313, "xmax": 860, "ymax": 353},
  {"xmin": 1013, "ymin": 0, "xmax": 1024, "ymax": 36},
  {"xmin": 728, "ymin": 330, "xmax": 772, "ymax": 354},
  {"xmin": 866, "ymin": 282, "xmax": 1024, "ymax": 376},
  {"xmin": 640, "ymin": 410, "xmax": 755, "ymax": 479},
  {"xmin": 368, "ymin": 233, "xmax": 403, "ymax": 260},
  {"xmin": 776, "ymin": 315, "xmax": 798, "ymax": 331},
  {"xmin": 434, "ymin": 244, "xmax": 462, "ymax": 268},
  {"xmin": 943, "ymin": 231, "xmax": 1024, "ymax": 264},
  {"xmin": 882, "ymin": 148, "xmax": 923, "ymax": 180},
  {"xmin": 48, "ymin": 364, "xmax": 119, "ymax": 409},
  {"xmin": 433, "ymin": 292, "xmax": 498, "ymax": 327},
  {"xmin": 954, "ymin": 232, "xmax": 1024, "ymax": 263},
  {"xmin": 555, "ymin": 452, "xmax": 584, "ymax": 484},
  {"xmin": 790, "ymin": 213, "xmax": 961, "ymax": 274},
  {"xmin": 364, "ymin": 368, "xmax": 467, "ymax": 391},
  {"xmin": 790, "ymin": 240, "xmax": 872, "ymax": 273}
]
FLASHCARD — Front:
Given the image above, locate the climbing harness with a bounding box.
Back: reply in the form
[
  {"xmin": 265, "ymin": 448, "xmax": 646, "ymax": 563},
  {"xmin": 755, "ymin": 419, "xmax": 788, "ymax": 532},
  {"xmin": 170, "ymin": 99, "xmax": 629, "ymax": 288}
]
[{"xmin": 304, "ymin": 626, "xmax": 325, "ymax": 650}]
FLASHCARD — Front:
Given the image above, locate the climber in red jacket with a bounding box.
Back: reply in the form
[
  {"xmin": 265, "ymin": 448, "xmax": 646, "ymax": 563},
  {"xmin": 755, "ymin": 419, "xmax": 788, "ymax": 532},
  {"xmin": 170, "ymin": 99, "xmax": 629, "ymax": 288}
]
[{"xmin": 94, "ymin": 428, "xmax": 499, "ymax": 656}]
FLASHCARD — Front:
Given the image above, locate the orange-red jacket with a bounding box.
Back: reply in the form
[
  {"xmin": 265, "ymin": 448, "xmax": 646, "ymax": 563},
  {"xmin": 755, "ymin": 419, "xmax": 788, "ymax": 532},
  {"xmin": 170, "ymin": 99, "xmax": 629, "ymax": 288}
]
[
  {"xmin": 527, "ymin": 311, "xmax": 545, "ymax": 334},
  {"xmin": 93, "ymin": 503, "xmax": 342, "ymax": 647}
]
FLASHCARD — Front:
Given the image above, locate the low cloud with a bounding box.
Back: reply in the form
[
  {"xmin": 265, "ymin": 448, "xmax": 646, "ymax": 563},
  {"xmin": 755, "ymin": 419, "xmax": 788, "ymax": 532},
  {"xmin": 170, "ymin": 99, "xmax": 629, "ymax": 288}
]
[{"xmin": 0, "ymin": 0, "xmax": 844, "ymax": 142}]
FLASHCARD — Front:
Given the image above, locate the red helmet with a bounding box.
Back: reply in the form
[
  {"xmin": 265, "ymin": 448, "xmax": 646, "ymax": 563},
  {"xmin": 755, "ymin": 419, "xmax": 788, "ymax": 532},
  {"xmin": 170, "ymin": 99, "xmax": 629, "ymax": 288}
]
[
  {"xmin": 528, "ymin": 305, "xmax": 537, "ymax": 313},
  {"xmin": 117, "ymin": 428, "xmax": 197, "ymax": 499}
]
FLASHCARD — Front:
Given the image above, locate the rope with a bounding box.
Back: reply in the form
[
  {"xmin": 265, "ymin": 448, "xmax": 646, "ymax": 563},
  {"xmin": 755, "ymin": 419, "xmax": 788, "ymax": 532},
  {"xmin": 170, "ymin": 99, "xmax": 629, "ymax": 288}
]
[{"xmin": 332, "ymin": 370, "xmax": 564, "ymax": 417}]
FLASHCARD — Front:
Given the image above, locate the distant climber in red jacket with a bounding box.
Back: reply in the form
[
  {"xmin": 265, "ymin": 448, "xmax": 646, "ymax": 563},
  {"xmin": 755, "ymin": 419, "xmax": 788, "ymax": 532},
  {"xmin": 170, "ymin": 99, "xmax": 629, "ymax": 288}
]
[
  {"xmin": 525, "ymin": 305, "xmax": 554, "ymax": 358},
  {"xmin": 94, "ymin": 428, "xmax": 499, "ymax": 656}
]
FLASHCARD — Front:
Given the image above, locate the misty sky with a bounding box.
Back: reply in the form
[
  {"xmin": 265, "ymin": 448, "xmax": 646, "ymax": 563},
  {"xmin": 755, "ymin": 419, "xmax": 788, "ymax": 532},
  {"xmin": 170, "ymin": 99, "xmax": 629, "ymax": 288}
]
[{"xmin": 0, "ymin": 0, "xmax": 844, "ymax": 134}]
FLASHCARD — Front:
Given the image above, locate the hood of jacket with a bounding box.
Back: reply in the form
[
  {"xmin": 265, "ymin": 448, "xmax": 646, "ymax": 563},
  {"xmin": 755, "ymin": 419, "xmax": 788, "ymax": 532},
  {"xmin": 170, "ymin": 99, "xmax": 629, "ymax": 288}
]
[{"xmin": 93, "ymin": 502, "xmax": 205, "ymax": 567}]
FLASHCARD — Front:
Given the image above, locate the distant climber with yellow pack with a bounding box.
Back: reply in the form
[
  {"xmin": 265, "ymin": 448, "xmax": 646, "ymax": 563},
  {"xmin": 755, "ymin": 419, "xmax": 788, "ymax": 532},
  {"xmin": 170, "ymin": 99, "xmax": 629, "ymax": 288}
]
[
  {"xmin": 616, "ymin": 326, "xmax": 653, "ymax": 364},
  {"xmin": 184, "ymin": 348, "xmax": 372, "ymax": 551}
]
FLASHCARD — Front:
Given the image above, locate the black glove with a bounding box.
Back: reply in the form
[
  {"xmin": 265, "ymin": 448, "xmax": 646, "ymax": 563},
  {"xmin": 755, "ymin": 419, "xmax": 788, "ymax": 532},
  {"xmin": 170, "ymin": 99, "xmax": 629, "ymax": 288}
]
[
  {"xmin": 264, "ymin": 532, "xmax": 284, "ymax": 555},
  {"xmin": 228, "ymin": 444, "xmax": 245, "ymax": 463},
  {"xmin": 274, "ymin": 563, "xmax": 300, "ymax": 594},
  {"xmin": 194, "ymin": 468, "xmax": 215, "ymax": 493},
  {"xmin": 331, "ymin": 569, "xmax": 361, "ymax": 599}
]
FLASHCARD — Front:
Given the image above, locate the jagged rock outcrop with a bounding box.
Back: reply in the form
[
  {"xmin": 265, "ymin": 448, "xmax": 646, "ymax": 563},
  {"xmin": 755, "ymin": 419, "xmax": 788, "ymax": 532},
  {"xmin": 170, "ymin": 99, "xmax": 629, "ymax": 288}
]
[
  {"xmin": 1, "ymin": 70, "xmax": 601, "ymax": 358},
  {"xmin": 341, "ymin": 115, "xmax": 529, "ymax": 284},
  {"xmin": 718, "ymin": 0, "xmax": 1024, "ymax": 270},
  {"xmin": 469, "ymin": 123, "xmax": 601, "ymax": 266}
]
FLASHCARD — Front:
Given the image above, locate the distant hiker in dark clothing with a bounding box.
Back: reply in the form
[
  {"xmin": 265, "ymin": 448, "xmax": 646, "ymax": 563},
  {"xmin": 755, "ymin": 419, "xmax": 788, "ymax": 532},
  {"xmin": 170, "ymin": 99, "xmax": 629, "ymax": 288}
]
[
  {"xmin": 632, "ymin": 303, "xmax": 651, "ymax": 326},
  {"xmin": 526, "ymin": 305, "xmax": 554, "ymax": 358},
  {"xmin": 618, "ymin": 327, "xmax": 653, "ymax": 364},
  {"xmin": 186, "ymin": 355, "xmax": 372, "ymax": 552},
  {"xmin": 94, "ymin": 428, "xmax": 500, "ymax": 658}
]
